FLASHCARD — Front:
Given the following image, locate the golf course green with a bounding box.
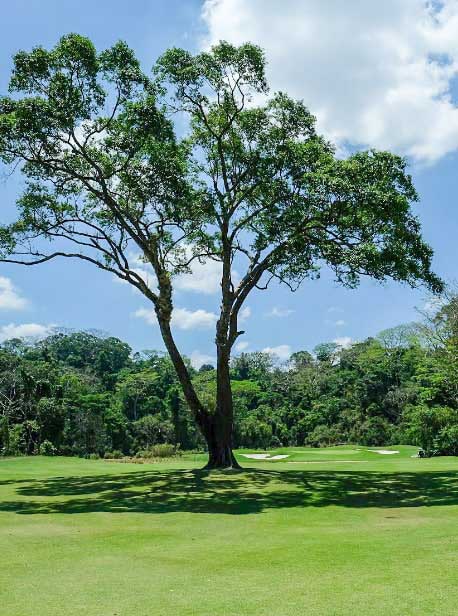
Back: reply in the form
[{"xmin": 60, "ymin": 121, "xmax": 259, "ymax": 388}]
[{"xmin": 2, "ymin": 446, "xmax": 458, "ymax": 615}]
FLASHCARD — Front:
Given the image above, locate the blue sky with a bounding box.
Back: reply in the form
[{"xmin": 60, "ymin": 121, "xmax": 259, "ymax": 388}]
[{"xmin": 1, "ymin": 0, "xmax": 458, "ymax": 366}]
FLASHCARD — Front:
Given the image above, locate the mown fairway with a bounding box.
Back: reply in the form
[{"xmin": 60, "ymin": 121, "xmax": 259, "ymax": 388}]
[{"xmin": 2, "ymin": 446, "xmax": 458, "ymax": 616}]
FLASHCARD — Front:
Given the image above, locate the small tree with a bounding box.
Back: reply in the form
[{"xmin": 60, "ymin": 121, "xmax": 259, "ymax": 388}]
[{"xmin": 0, "ymin": 35, "xmax": 441, "ymax": 467}]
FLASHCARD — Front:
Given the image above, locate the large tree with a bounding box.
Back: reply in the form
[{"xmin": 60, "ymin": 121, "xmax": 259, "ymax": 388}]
[{"xmin": 0, "ymin": 35, "xmax": 441, "ymax": 467}]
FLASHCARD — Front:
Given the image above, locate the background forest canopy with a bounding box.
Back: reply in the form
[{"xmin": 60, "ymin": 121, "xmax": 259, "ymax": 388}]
[{"xmin": 1, "ymin": 292, "xmax": 458, "ymax": 459}]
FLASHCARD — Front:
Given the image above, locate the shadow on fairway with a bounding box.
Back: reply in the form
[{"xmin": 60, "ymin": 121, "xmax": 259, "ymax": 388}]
[{"xmin": 2, "ymin": 468, "xmax": 458, "ymax": 515}]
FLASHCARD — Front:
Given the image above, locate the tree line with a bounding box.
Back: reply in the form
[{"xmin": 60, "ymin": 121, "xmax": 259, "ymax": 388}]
[{"xmin": 1, "ymin": 295, "xmax": 457, "ymax": 458}]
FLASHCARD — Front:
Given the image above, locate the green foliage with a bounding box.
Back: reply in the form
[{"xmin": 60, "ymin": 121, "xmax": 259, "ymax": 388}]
[
  {"xmin": 104, "ymin": 450, "xmax": 123, "ymax": 459},
  {"xmin": 0, "ymin": 36, "xmax": 442, "ymax": 462},
  {"xmin": 137, "ymin": 443, "xmax": 181, "ymax": 458},
  {"xmin": 132, "ymin": 414, "xmax": 175, "ymax": 450},
  {"xmin": 39, "ymin": 439, "xmax": 57, "ymax": 456},
  {"xmin": 3, "ymin": 291, "xmax": 458, "ymax": 459}
]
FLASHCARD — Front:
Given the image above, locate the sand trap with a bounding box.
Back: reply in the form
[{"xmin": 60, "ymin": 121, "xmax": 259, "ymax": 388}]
[
  {"xmin": 241, "ymin": 453, "xmax": 290, "ymax": 460},
  {"xmin": 368, "ymin": 449, "xmax": 399, "ymax": 455},
  {"xmin": 287, "ymin": 460, "xmax": 366, "ymax": 464},
  {"xmin": 241, "ymin": 453, "xmax": 270, "ymax": 459}
]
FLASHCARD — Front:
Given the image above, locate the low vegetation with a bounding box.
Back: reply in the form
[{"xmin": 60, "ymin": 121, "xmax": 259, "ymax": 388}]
[{"xmin": 1, "ymin": 294, "xmax": 458, "ymax": 460}]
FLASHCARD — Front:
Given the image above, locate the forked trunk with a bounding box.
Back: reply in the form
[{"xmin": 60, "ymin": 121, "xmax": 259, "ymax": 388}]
[
  {"xmin": 202, "ymin": 416, "xmax": 241, "ymax": 470},
  {"xmin": 157, "ymin": 308, "xmax": 241, "ymax": 469},
  {"xmin": 202, "ymin": 344, "xmax": 241, "ymax": 470}
]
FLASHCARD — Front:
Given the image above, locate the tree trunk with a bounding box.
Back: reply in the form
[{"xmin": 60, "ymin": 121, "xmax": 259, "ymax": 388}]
[
  {"xmin": 156, "ymin": 301, "xmax": 241, "ymax": 469},
  {"xmin": 202, "ymin": 344, "xmax": 241, "ymax": 470},
  {"xmin": 204, "ymin": 425, "xmax": 240, "ymax": 469}
]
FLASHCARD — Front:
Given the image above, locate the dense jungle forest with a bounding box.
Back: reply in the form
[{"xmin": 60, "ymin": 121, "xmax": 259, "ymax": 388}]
[{"xmin": 2, "ymin": 295, "xmax": 457, "ymax": 459}]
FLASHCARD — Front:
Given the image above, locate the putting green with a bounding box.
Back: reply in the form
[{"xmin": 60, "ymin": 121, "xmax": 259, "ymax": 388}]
[{"xmin": 1, "ymin": 447, "xmax": 458, "ymax": 615}]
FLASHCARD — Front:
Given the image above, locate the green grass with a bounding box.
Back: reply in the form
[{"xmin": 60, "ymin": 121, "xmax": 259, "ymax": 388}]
[{"xmin": 2, "ymin": 446, "xmax": 458, "ymax": 615}]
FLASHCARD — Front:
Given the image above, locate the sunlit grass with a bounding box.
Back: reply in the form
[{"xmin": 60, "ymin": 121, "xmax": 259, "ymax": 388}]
[{"xmin": 1, "ymin": 448, "xmax": 458, "ymax": 615}]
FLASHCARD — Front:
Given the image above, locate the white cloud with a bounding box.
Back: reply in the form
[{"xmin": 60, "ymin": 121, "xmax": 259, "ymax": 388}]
[
  {"xmin": 202, "ymin": 0, "xmax": 458, "ymax": 162},
  {"xmin": 133, "ymin": 307, "xmax": 157, "ymax": 325},
  {"xmin": 118, "ymin": 251, "xmax": 228, "ymax": 296},
  {"xmin": 262, "ymin": 344, "xmax": 292, "ymax": 361},
  {"xmin": 190, "ymin": 350, "xmax": 215, "ymax": 369},
  {"xmin": 134, "ymin": 306, "xmax": 218, "ymax": 330},
  {"xmin": 173, "ymin": 307, "xmax": 218, "ymax": 330},
  {"xmin": 175, "ymin": 257, "xmax": 223, "ymax": 295},
  {"xmin": 0, "ymin": 277, "xmax": 27, "ymax": 311},
  {"xmin": 239, "ymin": 306, "xmax": 251, "ymax": 321},
  {"xmin": 0, "ymin": 323, "xmax": 54, "ymax": 343},
  {"xmin": 333, "ymin": 336, "xmax": 353, "ymax": 349},
  {"xmin": 113, "ymin": 254, "xmax": 158, "ymax": 293},
  {"xmin": 235, "ymin": 340, "xmax": 249, "ymax": 352},
  {"xmin": 266, "ymin": 307, "xmax": 295, "ymax": 318},
  {"xmin": 327, "ymin": 306, "xmax": 344, "ymax": 314}
]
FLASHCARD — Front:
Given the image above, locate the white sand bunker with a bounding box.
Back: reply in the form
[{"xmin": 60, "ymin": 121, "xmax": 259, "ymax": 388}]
[
  {"xmin": 241, "ymin": 453, "xmax": 290, "ymax": 460},
  {"xmin": 368, "ymin": 449, "xmax": 399, "ymax": 455}
]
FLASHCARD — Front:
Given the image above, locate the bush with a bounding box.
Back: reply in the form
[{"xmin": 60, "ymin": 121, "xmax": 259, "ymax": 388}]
[
  {"xmin": 352, "ymin": 417, "xmax": 394, "ymax": 446},
  {"xmin": 270, "ymin": 435, "xmax": 283, "ymax": 448},
  {"xmin": 39, "ymin": 439, "xmax": 56, "ymax": 456},
  {"xmin": 239, "ymin": 416, "xmax": 272, "ymax": 449},
  {"xmin": 403, "ymin": 404, "xmax": 458, "ymax": 455},
  {"xmin": 132, "ymin": 415, "xmax": 175, "ymax": 450},
  {"xmin": 307, "ymin": 424, "xmax": 341, "ymax": 447},
  {"xmin": 87, "ymin": 453, "xmax": 100, "ymax": 460},
  {"xmin": 4, "ymin": 424, "xmax": 24, "ymax": 456},
  {"xmin": 138, "ymin": 443, "xmax": 181, "ymax": 458},
  {"xmin": 104, "ymin": 450, "xmax": 123, "ymax": 459}
]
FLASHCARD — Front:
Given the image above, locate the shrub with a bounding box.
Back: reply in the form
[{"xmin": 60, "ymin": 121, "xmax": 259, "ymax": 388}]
[
  {"xmin": 132, "ymin": 415, "xmax": 175, "ymax": 450},
  {"xmin": 307, "ymin": 424, "xmax": 341, "ymax": 447},
  {"xmin": 138, "ymin": 443, "xmax": 181, "ymax": 458},
  {"xmin": 270, "ymin": 435, "xmax": 283, "ymax": 448},
  {"xmin": 352, "ymin": 417, "xmax": 394, "ymax": 446},
  {"xmin": 104, "ymin": 450, "xmax": 123, "ymax": 459},
  {"xmin": 239, "ymin": 416, "xmax": 272, "ymax": 449},
  {"xmin": 39, "ymin": 439, "xmax": 57, "ymax": 456},
  {"xmin": 403, "ymin": 404, "xmax": 458, "ymax": 455}
]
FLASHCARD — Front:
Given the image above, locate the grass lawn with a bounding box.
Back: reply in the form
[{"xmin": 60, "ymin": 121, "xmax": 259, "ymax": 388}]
[{"xmin": 2, "ymin": 446, "xmax": 458, "ymax": 615}]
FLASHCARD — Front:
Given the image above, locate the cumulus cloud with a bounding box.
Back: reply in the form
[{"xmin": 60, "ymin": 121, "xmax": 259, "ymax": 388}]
[
  {"xmin": 333, "ymin": 336, "xmax": 353, "ymax": 349},
  {"xmin": 0, "ymin": 322, "xmax": 54, "ymax": 343},
  {"xmin": 239, "ymin": 306, "xmax": 251, "ymax": 321},
  {"xmin": 133, "ymin": 307, "xmax": 158, "ymax": 325},
  {"xmin": 190, "ymin": 350, "xmax": 215, "ymax": 369},
  {"xmin": 262, "ymin": 344, "xmax": 292, "ymax": 361},
  {"xmin": 172, "ymin": 307, "xmax": 218, "ymax": 330},
  {"xmin": 266, "ymin": 307, "xmax": 295, "ymax": 318},
  {"xmin": 0, "ymin": 277, "xmax": 27, "ymax": 311},
  {"xmin": 202, "ymin": 0, "xmax": 458, "ymax": 162},
  {"xmin": 134, "ymin": 306, "xmax": 218, "ymax": 330},
  {"xmin": 175, "ymin": 257, "xmax": 223, "ymax": 295},
  {"xmin": 235, "ymin": 340, "xmax": 249, "ymax": 352},
  {"xmin": 118, "ymin": 251, "xmax": 228, "ymax": 296},
  {"xmin": 325, "ymin": 318, "xmax": 346, "ymax": 327}
]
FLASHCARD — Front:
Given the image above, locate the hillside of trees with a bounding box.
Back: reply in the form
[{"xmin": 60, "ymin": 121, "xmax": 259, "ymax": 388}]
[{"xmin": 1, "ymin": 296, "xmax": 458, "ymax": 459}]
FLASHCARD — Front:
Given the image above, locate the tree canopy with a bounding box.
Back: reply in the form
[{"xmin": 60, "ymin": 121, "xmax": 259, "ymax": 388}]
[{"xmin": 1, "ymin": 295, "xmax": 458, "ymax": 459}]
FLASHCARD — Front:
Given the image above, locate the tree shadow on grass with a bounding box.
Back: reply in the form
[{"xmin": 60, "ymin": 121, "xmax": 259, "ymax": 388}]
[{"xmin": 2, "ymin": 468, "xmax": 458, "ymax": 515}]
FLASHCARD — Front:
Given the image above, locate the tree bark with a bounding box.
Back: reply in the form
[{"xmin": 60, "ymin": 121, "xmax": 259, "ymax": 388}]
[
  {"xmin": 203, "ymin": 425, "xmax": 240, "ymax": 469},
  {"xmin": 156, "ymin": 308, "xmax": 240, "ymax": 469},
  {"xmin": 201, "ymin": 344, "xmax": 241, "ymax": 470}
]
